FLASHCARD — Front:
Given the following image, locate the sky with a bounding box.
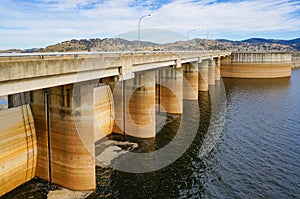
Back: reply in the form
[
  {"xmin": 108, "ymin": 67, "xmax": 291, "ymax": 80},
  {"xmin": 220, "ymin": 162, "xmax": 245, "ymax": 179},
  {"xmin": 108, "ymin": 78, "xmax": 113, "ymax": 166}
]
[{"xmin": 0, "ymin": 0, "xmax": 300, "ymax": 49}]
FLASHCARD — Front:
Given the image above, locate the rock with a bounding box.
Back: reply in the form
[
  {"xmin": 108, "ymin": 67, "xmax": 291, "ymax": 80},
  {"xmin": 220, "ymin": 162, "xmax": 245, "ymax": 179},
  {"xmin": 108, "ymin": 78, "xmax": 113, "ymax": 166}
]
[{"xmin": 47, "ymin": 188, "xmax": 93, "ymax": 199}]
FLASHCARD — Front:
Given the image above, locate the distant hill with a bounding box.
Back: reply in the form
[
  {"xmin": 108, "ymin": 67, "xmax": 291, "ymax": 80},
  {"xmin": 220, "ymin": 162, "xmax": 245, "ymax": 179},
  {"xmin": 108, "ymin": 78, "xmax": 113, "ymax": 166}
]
[
  {"xmin": 241, "ymin": 38, "xmax": 300, "ymax": 50},
  {"xmin": 1, "ymin": 37, "xmax": 299, "ymax": 53}
]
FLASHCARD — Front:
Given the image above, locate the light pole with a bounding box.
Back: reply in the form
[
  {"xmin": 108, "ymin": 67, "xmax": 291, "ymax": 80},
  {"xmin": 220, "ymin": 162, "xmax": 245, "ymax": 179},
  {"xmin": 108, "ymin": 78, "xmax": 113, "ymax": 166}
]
[
  {"xmin": 187, "ymin": 29, "xmax": 196, "ymax": 40},
  {"xmin": 206, "ymin": 24, "xmax": 209, "ymax": 51},
  {"xmin": 138, "ymin": 14, "xmax": 151, "ymax": 50}
]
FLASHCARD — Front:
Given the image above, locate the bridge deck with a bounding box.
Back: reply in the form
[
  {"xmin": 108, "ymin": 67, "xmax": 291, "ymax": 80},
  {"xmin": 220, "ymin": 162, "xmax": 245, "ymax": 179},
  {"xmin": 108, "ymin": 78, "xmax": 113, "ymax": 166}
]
[{"xmin": 0, "ymin": 51, "xmax": 231, "ymax": 96}]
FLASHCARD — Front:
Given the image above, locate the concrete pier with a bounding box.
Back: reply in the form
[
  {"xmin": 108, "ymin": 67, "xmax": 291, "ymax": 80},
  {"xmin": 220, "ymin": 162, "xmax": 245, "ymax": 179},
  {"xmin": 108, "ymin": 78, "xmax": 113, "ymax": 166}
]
[
  {"xmin": 29, "ymin": 84, "xmax": 96, "ymax": 191},
  {"xmin": 157, "ymin": 67, "xmax": 183, "ymax": 114},
  {"xmin": 0, "ymin": 104, "xmax": 37, "ymax": 196},
  {"xmin": 112, "ymin": 71, "xmax": 156, "ymax": 138},
  {"xmin": 183, "ymin": 63, "xmax": 198, "ymax": 100},
  {"xmin": 215, "ymin": 57, "xmax": 221, "ymax": 81},
  {"xmin": 6, "ymin": 80, "xmax": 117, "ymax": 191},
  {"xmin": 208, "ymin": 58, "xmax": 216, "ymax": 85},
  {"xmin": 198, "ymin": 60, "xmax": 209, "ymax": 92}
]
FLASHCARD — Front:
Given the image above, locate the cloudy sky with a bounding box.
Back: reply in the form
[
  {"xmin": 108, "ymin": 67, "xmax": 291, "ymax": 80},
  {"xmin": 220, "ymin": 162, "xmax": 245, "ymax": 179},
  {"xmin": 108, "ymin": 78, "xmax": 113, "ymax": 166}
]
[{"xmin": 0, "ymin": 0, "xmax": 300, "ymax": 49}]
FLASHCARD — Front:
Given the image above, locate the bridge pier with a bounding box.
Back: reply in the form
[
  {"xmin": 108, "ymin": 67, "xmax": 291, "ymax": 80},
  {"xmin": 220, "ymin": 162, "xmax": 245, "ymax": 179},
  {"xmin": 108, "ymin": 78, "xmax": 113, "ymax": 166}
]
[
  {"xmin": 29, "ymin": 84, "xmax": 98, "ymax": 191},
  {"xmin": 183, "ymin": 63, "xmax": 198, "ymax": 100},
  {"xmin": 198, "ymin": 60, "xmax": 209, "ymax": 91},
  {"xmin": 156, "ymin": 67, "xmax": 183, "ymax": 114},
  {"xmin": 112, "ymin": 71, "xmax": 156, "ymax": 138},
  {"xmin": 0, "ymin": 103, "xmax": 37, "ymax": 197},
  {"xmin": 215, "ymin": 57, "xmax": 221, "ymax": 81},
  {"xmin": 4, "ymin": 79, "xmax": 118, "ymax": 192},
  {"xmin": 208, "ymin": 58, "xmax": 216, "ymax": 85}
]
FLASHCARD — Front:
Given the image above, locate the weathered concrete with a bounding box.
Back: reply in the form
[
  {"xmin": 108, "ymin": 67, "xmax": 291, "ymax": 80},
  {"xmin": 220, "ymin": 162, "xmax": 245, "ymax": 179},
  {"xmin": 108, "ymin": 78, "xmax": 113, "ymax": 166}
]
[
  {"xmin": 112, "ymin": 71, "xmax": 156, "ymax": 138},
  {"xmin": 221, "ymin": 52, "xmax": 292, "ymax": 78},
  {"xmin": 157, "ymin": 67, "xmax": 183, "ymax": 114},
  {"xmin": 183, "ymin": 63, "xmax": 198, "ymax": 100},
  {"xmin": 0, "ymin": 104, "xmax": 37, "ymax": 197},
  {"xmin": 32, "ymin": 84, "xmax": 96, "ymax": 191},
  {"xmin": 0, "ymin": 51, "xmax": 231, "ymax": 96},
  {"xmin": 208, "ymin": 59, "xmax": 216, "ymax": 85},
  {"xmin": 215, "ymin": 57, "xmax": 221, "ymax": 81},
  {"xmin": 7, "ymin": 82, "xmax": 112, "ymax": 191},
  {"xmin": 94, "ymin": 85, "xmax": 115, "ymax": 142},
  {"xmin": 198, "ymin": 60, "xmax": 209, "ymax": 91}
]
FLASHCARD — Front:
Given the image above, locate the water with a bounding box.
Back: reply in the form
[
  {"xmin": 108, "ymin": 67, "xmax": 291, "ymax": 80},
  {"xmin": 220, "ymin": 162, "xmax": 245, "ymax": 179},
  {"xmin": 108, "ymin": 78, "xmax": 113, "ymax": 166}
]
[
  {"xmin": 2, "ymin": 69, "xmax": 300, "ymax": 198},
  {"xmin": 94, "ymin": 69, "xmax": 300, "ymax": 198}
]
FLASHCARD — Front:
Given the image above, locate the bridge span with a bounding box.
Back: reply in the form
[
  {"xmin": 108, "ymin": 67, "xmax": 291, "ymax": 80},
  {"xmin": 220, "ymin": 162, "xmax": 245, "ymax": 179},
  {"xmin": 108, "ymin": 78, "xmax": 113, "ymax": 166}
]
[{"xmin": 0, "ymin": 51, "xmax": 291, "ymax": 196}]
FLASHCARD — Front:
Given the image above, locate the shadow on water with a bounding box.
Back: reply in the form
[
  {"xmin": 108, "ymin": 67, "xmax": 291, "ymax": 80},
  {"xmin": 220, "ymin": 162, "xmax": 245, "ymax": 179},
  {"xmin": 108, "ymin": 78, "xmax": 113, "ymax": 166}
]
[
  {"xmin": 95, "ymin": 91, "xmax": 213, "ymax": 199},
  {"xmin": 0, "ymin": 178, "xmax": 59, "ymax": 199}
]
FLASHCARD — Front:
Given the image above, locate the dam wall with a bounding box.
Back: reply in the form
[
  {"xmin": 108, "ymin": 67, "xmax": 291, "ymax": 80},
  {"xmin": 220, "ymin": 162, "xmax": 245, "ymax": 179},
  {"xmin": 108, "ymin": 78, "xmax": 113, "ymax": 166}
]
[{"xmin": 221, "ymin": 52, "xmax": 292, "ymax": 78}]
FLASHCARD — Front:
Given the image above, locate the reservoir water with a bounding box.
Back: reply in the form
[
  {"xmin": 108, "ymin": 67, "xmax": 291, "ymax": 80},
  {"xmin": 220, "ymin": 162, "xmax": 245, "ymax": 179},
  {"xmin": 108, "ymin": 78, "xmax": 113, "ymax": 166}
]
[
  {"xmin": 2, "ymin": 69, "xmax": 300, "ymax": 198},
  {"xmin": 95, "ymin": 69, "xmax": 300, "ymax": 198}
]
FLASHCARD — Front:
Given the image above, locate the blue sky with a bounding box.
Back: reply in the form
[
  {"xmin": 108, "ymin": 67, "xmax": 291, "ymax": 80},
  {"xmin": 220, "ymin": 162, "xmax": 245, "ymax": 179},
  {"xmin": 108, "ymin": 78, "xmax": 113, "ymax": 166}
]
[{"xmin": 0, "ymin": 0, "xmax": 300, "ymax": 49}]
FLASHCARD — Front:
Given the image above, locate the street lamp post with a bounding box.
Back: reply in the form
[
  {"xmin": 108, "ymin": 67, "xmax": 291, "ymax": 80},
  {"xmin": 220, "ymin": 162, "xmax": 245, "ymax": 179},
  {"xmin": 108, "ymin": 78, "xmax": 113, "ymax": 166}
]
[
  {"xmin": 206, "ymin": 24, "xmax": 209, "ymax": 51},
  {"xmin": 138, "ymin": 14, "xmax": 151, "ymax": 50},
  {"xmin": 187, "ymin": 29, "xmax": 196, "ymax": 40}
]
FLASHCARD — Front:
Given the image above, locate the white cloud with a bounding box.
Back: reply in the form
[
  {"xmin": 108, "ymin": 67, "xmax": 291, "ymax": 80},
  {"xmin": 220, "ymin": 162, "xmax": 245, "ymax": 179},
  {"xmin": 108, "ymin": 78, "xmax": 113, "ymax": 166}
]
[{"xmin": 0, "ymin": 0, "xmax": 299, "ymax": 49}]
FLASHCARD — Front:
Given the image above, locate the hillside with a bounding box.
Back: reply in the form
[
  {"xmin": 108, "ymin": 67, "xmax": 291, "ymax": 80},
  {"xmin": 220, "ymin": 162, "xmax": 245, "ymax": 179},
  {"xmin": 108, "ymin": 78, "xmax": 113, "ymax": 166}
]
[
  {"xmin": 1, "ymin": 37, "xmax": 299, "ymax": 53},
  {"xmin": 242, "ymin": 38, "xmax": 300, "ymax": 50}
]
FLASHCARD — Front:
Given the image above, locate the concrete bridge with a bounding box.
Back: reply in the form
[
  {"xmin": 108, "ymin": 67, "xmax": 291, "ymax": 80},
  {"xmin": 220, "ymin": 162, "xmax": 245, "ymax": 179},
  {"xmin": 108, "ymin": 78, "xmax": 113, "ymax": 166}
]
[{"xmin": 0, "ymin": 51, "xmax": 291, "ymax": 196}]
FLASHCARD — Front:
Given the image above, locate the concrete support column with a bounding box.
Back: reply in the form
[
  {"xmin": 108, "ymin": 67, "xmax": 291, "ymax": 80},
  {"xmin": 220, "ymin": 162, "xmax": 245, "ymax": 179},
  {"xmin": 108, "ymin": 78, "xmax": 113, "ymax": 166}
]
[
  {"xmin": 0, "ymin": 104, "xmax": 37, "ymax": 197},
  {"xmin": 94, "ymin": 85, "xmax": 115, "ymax": 142},
  {"xmin": 28, "ymin": 83, "xmax": 100, "ymax": 191},
  {"xmin": 157, "ymin": 66, "xmax": 183, "ymax": 114},
  {"xmin": 50, "ymin": 85, "xmax": 95, "ymax": 190},
  {"xmin": 183, "ymin": 63, "xmax": 198, "ymax": 100},
  {"xmin": 29, "ymin": 90, "xmax": 50, "ymax": 182},
  {"xmin": 112, "ymin": 71, "xmax": 156, "ymax": 138},
  {"xmin": 198, "ymin": 60, "xmax": 209, "ymax": 91},
  {"xmin": 110, "ymin": 80, "xmax": 124, "ymax": 135},
  {"xmin": 208, "ymin": 59, "xmax": 216, "ymax": 85},
  {"xmin": 215, "ymin": 57, "xmax": 221, "ymax": 81}
]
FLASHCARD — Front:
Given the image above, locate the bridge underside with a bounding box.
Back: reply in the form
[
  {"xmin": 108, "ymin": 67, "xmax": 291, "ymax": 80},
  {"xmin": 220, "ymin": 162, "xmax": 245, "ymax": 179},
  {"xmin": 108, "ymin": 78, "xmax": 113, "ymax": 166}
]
[{"xmin": 1, "ymin": 61, "xmax": 213, "ymax": 195}]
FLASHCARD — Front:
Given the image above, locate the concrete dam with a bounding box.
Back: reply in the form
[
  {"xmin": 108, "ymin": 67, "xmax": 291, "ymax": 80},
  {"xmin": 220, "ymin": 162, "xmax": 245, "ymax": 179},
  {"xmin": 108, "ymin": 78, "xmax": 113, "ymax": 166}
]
[{"xmin": 0, "ymin": 51, "xmax": 291, "ymax": 196}]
